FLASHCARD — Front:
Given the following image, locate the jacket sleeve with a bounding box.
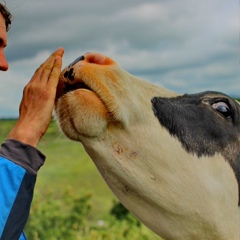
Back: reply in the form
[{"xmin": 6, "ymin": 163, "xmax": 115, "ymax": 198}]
[{"xmin": 0, "ymin": 139, "xmax": 45, "ymax": 240}]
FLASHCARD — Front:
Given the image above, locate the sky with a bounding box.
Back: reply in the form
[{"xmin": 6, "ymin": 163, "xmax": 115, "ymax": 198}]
[{"xmin": 0, "ymin": 0, "xmax": 239, "ymax": 118}]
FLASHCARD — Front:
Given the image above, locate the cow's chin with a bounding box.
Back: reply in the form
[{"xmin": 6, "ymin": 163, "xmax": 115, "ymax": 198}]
[{"xmin": 55, "ymin": 89, "xmax": 109, "ymax": 140}]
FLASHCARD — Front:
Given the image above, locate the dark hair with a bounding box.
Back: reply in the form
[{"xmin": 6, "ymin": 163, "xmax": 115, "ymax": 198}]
[{"xmin": 0, "ymin": 3, "xmax": 12, "ymax": 31}]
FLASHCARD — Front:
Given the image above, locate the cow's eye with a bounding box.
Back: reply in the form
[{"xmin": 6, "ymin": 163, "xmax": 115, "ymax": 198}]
[{"xmin": 212, "ymin": 102, "xmax": 231, "ymax": 118}]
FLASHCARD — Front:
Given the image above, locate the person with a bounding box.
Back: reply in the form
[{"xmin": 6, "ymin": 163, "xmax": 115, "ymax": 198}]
[{"xmin": 0, "ymin": 3, "xmax": 64, "ymax": 240}]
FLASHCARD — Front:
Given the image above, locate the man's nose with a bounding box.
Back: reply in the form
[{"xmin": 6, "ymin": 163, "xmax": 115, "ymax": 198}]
[{"xmin": 0, "ymin": 50, "xmax": 9, "ymax": 71}]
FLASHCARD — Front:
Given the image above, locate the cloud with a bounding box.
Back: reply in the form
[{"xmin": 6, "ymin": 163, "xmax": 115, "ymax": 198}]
[{"xmin": 0, "ymin": 0, "xmax": 239, "ymax": 117}]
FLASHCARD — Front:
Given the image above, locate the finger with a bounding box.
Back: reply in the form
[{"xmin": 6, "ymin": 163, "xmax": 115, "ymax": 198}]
[
  {"xmin": 36, "ymin": 48, "xmax": 64, "ymax": 83},
  {"xmin": 39, "ymin": 47, "xmax": 64, "ymax": 75},
  {"xmin": 46, "ymin": 48, "xmax": 64, "ymax": 84},
  {"xmin": 54, "ymin": 47, "xmax": 64, "ymax": 57},
  {"xmin": 47, "ymin": 56, "xmax": 63, "ymax": 87},
  {"xmin": 40, "ymin": 48, "xmax": 64, "ymax": 68},
  {"xmin": 30, "ymin": 48, "xmax": 64, "ymax": 84},
  {"xmin": 39, "ymin": 57, "xmax": 57, "ymax": 84},
  {"xmin": 42, "ymin": 48, "xmax": 64, "ymax": 69},
  {"xmin": 33, "ymin": 48, "xmax": 64, "ymax": 75}
]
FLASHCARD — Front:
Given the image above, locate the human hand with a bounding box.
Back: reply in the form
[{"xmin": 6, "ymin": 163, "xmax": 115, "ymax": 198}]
[{"xmin": 8, "ymin": 48, "xmax": 64, "ymax": 147}]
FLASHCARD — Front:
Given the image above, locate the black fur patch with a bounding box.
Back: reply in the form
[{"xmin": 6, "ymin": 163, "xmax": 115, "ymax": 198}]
[{"xmin": 151, "ymin": 91, "xmax": 240, "ymax": 203}]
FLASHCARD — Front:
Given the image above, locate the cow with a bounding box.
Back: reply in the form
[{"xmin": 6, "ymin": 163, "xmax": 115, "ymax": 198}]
[{"xmin": 54, "ymin": 52, "xmax": 240, "ymax": 240}]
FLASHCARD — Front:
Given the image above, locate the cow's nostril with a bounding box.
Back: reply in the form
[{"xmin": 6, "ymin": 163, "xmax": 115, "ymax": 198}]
[
  {"xmin": 64, "ymin": 67, "xmax": 75, "ymax": 81},
  {"xmin": 68, "ymin": 55, "xmax": 85, "ymax": 67}
]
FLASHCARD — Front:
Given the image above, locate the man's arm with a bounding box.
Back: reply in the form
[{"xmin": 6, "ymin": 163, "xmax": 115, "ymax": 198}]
[
  {"xmin": 0, "ymin": 48, "xmax": 64, "ymax": 240},
  {"xmin": 8, "ymin": 48, "xmax": 64, "ymax": 147}
]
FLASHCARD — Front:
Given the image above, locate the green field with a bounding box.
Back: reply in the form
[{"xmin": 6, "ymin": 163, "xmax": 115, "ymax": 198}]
[{"xmin": 0, "ymin": 119, "xmax": 162, "ymax": 240}]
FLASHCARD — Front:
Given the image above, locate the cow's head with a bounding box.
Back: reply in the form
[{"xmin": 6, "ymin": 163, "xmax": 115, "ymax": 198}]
[{"xmin": 54, "ymin": 52, "xmax": 240, "ymax": 240}]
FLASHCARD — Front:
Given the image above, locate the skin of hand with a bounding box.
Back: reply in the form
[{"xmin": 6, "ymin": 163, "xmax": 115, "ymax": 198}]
[{"xmin": 8, "ymin": 48, "xmax": 64, "ymax": 147}]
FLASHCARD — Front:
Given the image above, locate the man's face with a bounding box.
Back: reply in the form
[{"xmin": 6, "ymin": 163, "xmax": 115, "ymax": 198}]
[{"xmin": 0, "ymin": 14, "xmax": 8, "ymax": 71}]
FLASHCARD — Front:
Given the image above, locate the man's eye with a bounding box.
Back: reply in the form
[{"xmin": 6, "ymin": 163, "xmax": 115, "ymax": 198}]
[{"xmin": 212, "ymin": 102, "xmax": 231, "ymax": 118}]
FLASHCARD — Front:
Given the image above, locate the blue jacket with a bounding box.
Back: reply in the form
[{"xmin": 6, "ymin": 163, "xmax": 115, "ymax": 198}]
[{"xmin": 0, "ymin": 139, "xmax": 45, "ymax": 240}]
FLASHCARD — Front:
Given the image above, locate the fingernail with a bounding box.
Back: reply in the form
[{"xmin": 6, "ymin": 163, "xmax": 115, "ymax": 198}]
[{"xmin": 57, "ymin": 47, "xmax": 64, "ymax": 52}]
